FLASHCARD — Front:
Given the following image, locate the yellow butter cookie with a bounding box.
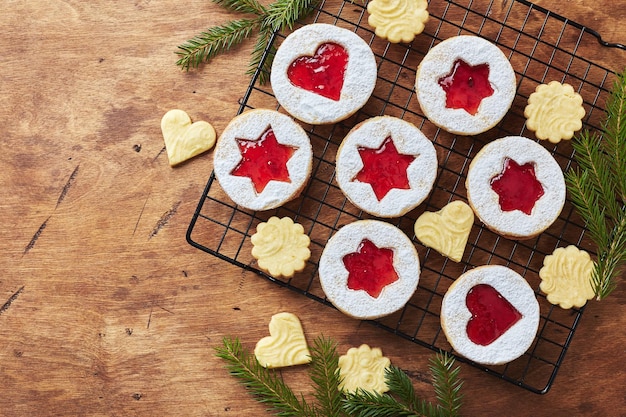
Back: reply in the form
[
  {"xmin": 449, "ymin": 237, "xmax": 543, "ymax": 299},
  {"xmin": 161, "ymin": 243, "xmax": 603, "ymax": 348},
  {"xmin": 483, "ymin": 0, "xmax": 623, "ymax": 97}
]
[
  {"xmin": 539, "ymin": 245, "xmax": 595, "ymax": 309},
  {"xmin": 414, "ymin": 201, "xmax": 474, "ymax": 262},
  {"xmin": 524, "ymin": 81, "xmax": 585, "ymax": 143},
  {"xmin": 254, "ymin": 312, "xmax": 312, "ymax": 368},
  {"xmin": 251, "ymin": 216, "xmax": 311, "ymax": 278},
  {"xmin": 367, "ymin": 0, "xmax": 429, "ymax": 44},
  {"xmin": 160, "ymin": 109, "xmax": 216, "ymax": 166},
  {"xmin": 338, "ymin": 344, "xmax": 390, "ymax": 394}
]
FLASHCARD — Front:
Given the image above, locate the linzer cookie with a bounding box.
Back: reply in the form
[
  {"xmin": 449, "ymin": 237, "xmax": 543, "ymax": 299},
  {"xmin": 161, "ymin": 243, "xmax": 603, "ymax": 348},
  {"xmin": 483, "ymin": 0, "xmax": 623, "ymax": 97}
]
[
  {"xmin": 465, "ymin": 136, "xmax": 566, "ymax": 239},
  {"xmin": 441, "ymin": 265, "xmax": 540, "ymax": 365},
  {"xmin": 524, "ymin": 81, "xmax": 586, "ymax": 143},
  {"xmin": 254, "ymin": 312, "xmax": 312, "ymax": 368},
  {"xmin": 251, "ymin": 216, "xmax": 311, "ymax": 278},
  {"xmin": 415, "ymin": 35, "xmax": 516, "ymax": 135},
  {"xmin": 367, "ymin": 0, "xmax": 429, "ymax": 43},
  {"xmin": 270, "ymin": 23, "xmax": 377, "ymax": 124},
  {"xmin": 539, "ymin": 245, "xmax": 595, "ymax": 309},
  {"xmin": 213, "ymin": 109, "xmax": 313, "ymax": 211},
  {"xmin": 318, "ymin": 219, "xmax": 420, "ymax": 320},
  {"xmin": 335, "ymin": 116, "xmax": 438, "ymax": 217}
]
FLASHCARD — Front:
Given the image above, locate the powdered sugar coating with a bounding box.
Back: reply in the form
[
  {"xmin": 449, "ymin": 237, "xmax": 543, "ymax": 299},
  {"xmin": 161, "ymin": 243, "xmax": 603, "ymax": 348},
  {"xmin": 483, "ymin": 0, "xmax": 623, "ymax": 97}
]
[
  {"xmin": 441, "ymin": 265, "xmax": 539, "ymax": 365},
  {"xmin": 466, "ymin": 136, "xmax": 565, "ymax": 239},
  {"xmin": 271, "ymin": 23, "xmax": 377, "ymax": 125},
  {"xmin": 415, "ymin": 35, "xmax": 516, "ymax": 135},
  {"xmin": 335, "ymin": 116, "xmax": 438, "ymax": 217},
  {"xmin": 318, "ymin": 220, "xmax": 420, "ymax": 320},
  {"xmin": 213, "ymin": 109, "xmax": 313, "ymax": 211}
]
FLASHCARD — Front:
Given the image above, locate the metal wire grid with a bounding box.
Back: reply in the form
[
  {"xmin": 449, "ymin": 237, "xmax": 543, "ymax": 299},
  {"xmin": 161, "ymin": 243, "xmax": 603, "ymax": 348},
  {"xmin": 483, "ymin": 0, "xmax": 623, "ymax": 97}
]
[{"xmin": 187, "ymin": 0, "xmax": 620, "ymax": 394}]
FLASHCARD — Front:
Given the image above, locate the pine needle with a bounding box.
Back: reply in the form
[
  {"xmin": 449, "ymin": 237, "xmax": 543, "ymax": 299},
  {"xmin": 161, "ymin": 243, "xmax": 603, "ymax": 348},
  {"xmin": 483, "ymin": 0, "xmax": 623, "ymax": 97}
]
[
  {"xmin": 429, "ymin": 353, "xmax": 463, "ymax": 417},
  {"xmin": 213, "ymin": 0, "xmax": 267, "ymax": 15},
  {"xmin": 176, "ymin": 18, "xmax": 261, "ymax": 71},
  {"xmin": 215, "ymin": 337, "xmax": 315, "ymax": 416},
  {"xmin": 566, "ymin": 68, "xmax": 626, "ymax": 300},
  {"xmin": 308, "ymin": 336, "xmax": 344, "ymax": 417},
  {"xmin": 176, "ymin": 0, "xmax": 321, "ymax": 83},
  {"xmin": 342, "ymin": 359, "xmax": 463, "ymax": 417}
]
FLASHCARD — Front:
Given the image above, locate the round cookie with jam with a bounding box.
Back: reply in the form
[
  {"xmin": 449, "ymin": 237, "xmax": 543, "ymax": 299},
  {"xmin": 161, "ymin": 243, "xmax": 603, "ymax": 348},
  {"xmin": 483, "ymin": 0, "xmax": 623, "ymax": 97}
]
[
  {"xmin": 465, "ymin": 136, "xmax": 565, "ymax": 239},
  {"xmin": 335, "ymin": 116, "xmax": 438, "ymax": 218},
  {"xmin": 415, "ymin": 35, "xmax": 517, "ymax": 135},
  {"xmin": 271, "ymin": 23, "xmax": 378, "ymax": 125},
  {"xmin": 318, "ymin": 219, "xmax": 420, "ymax": 320},
  {"xmin": 441, "ymin": 265, "xmax": 540, "ymax": 365},
  {"xmin": 213, "ymin": 109, "xmax": 313, "ymax": 211}
]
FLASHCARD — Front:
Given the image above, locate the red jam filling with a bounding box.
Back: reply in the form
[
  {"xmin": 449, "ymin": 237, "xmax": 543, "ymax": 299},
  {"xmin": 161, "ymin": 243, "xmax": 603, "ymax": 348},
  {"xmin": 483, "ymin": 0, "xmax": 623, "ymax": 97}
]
[
  {"xmin": 490, "ymin": 158, "xmax": 545, "ymax": 215},
  {"xmin": 287, "ymin": 42, "xmax": 348, "ymax": 101},
  {"xmin": 342, "ymin": 239, "xmax": 398, "ymax": 298},
  {"xmin": 465, "ymin": 284, "xmax": 522, "ymax": 346},
  {"xmin": 353, "ymin": 136, "xmax": 416, "ymax": 201},
  {"xmin": 438, "ymin": 59, "xmax": 494, "ymax": 115},
  {"xmin": 231, "ymin": 127, "xmax": 296, "ymax": 194}
]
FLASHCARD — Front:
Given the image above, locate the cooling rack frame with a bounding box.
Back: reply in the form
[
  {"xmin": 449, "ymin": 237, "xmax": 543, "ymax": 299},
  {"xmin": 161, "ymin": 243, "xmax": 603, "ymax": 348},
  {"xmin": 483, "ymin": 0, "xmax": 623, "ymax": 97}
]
[{"xmin": 187, "ymin": 0, "xmax": 623, "ymax": 394}]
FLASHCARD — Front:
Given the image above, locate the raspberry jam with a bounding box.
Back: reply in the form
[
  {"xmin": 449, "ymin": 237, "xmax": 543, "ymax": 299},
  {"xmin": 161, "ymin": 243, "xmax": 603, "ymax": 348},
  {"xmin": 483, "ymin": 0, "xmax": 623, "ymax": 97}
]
[
  {"xmin": 287, "ymin": 42, "xmax": 348, "ymax": 101},
  {"xmin": 231, "ymin": 127, "xmax": 296, "ymax": 194},
  {"xmin": 354, "ymin": 136, "xmax": 416, "ymax": 201},
  {"xmin": 438, "ymin": 59, "xmax": 494, "ymax": 115},
  {"xmin": 342, "ymin": 239, "xmax": 398, "ymax": 298},
  {"xmin": 466, "ymin": 284, "xmax": 522, "ymax": 346},
  {"xmin": 490, "ymin": 158, "xmax": 545, "ymax": 215}
]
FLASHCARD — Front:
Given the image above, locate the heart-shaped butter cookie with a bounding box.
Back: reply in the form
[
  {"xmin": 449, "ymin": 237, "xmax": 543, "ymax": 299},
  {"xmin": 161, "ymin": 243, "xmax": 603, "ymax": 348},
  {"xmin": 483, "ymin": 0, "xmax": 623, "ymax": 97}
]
[
  {"xmin": 414, "ymin": 200, "xmax": 474, "ymax": 262},
  {"xmin": 160, "ymin": 109, "xmax": 216, "ymax": 166},
  {"xmin": 254, "ymin": 312, "xmax": 311, "ymax": 368}
]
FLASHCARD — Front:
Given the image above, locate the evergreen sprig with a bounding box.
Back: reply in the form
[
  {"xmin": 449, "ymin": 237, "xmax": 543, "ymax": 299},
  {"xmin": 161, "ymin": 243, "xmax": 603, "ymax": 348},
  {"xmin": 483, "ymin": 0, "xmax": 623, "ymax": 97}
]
[
  {"xmin": 216, "ymin": 336, "xmax": 463, "ymax": 417},
  {"xmin": 342, "ymin": 353, "xmax": 463, "ymax": 417},
  {"xmin": 565, "ymin": 68, "xmax": 626, "ymax": 300},
  {"xmin": 176, "ymin": 0, "xmax": 320, "ymax": 84}
]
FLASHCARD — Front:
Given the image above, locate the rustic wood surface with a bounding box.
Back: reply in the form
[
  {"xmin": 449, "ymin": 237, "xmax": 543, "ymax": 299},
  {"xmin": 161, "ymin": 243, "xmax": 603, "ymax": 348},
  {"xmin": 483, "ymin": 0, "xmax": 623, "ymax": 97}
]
[{"xmin": 1, "ymin": 1, "xmax": 625, "ymax": 416}]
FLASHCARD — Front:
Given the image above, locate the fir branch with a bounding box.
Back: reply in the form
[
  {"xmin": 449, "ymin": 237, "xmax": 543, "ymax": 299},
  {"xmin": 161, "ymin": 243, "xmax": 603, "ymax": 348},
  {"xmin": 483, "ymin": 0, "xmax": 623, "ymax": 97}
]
[
  {"xmin": 569, "ymin": 130, "xmax": 620, "ymax": 220},
  {"xmin": 176, "ymin": 0, "xmax": 321, "ymax": 82},
  {"xmin": 246, "ymin": 22, "xmax": 276, "ymax": 85},
  {"xmin": 567, "ymin": 68, "xmax": 626, "ymax": 300},
  {"xmin": 214, "ymin": 0, "xmax": 267, "ymax": 15},
  {"xmin": 429, "ymin": 353, "xmax": 463, "ymax": 417},
  {"xmin": 602, "ymin": 70, "xmax": 626, "ymax": 203},
  {"xmin": 264, "ymin": 0, "xmax": 319, "ymax": 32},
  {"xmin": 342, "ymin": 359, "xmax": 463, "ymax": 417},
  {"xmin": 215, "ymin": 337, "xmax": 315, "ymax": 416},
  {"xmin": 565, "ymin": 168, "xmax": 608, "ymax": 248},
  {"xmin": 176, "ymin": 18, "xmax": 262, "ymax": 70},
  {"xmin": 308, "ymin": 336, "xmax": 345, "ymax": 417}
]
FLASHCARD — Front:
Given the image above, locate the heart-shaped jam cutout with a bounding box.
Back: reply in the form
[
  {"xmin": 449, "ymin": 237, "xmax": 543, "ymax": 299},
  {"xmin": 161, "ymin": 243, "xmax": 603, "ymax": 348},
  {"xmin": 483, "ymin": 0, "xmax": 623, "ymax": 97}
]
[
  {"xmin": 466, "ymin": 284, "xmax": 522, "ymax": 346},
  {"xmin": 287, "ymin": 42, "xmax": 348, "ymax": 101}
]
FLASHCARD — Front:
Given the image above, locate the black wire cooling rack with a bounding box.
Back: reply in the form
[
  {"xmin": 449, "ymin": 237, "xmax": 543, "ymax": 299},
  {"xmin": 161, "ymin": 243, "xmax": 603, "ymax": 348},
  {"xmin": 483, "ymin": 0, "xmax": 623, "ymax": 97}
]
[{"xmin": 187, "ymin": 0, "xmax": 624, "ymax": 394}]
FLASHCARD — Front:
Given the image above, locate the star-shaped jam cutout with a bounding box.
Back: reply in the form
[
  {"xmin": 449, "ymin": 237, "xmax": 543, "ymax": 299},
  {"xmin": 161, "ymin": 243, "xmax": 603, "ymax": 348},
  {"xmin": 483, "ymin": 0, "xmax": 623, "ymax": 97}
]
[
  {"xmin": 438, "ymin": 59, "xmax": 494, "ymax": 115},
  {"xmin": 353, "ymin": 136, "xmax": 416, "ymax": 201},
  {"xmin": 342, "ymin": 239, "xmax": 399, "ymax": 298},
  {"xmin": 490, "ymin": 158, "xmax": 545, "ymax": 215},
  {"xmin": 231, "ymin": 127, "xmax": 297, "ymax": 194}
]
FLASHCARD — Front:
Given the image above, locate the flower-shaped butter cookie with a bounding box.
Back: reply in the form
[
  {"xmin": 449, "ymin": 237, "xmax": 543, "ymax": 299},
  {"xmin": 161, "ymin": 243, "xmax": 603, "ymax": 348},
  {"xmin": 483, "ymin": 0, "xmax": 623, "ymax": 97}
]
[
  {"xmin": 539, "ymin": 245, "xmax": 595, "ymax": 309},
  {"xmin": 414, "ymin": 200, "xmax": 474, "ymax": 262},
  {"xmin": 367, "ymin": 0, "xmax": 429, "ymax": 43},
  {"xmin": 524, "ymin": 81, "xmax": 585, "ymax": 143},
  {"xmin": 338, "ymin": 344, "xmax": 390, "ymax": 394},
  {"xmin": 254, "ymin": 312, "xmax": 312, "ymax": 368},
  {"xmin": 251, "ymin": 216, "xmax": 311, "ymax": 278}
]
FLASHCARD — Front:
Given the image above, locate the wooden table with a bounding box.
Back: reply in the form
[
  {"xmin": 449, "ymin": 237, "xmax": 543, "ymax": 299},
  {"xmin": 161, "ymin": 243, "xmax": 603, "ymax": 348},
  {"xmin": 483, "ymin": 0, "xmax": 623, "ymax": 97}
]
[{"xmin": 1, "ymin": 1, "xmax": 625, "ymax": 415}]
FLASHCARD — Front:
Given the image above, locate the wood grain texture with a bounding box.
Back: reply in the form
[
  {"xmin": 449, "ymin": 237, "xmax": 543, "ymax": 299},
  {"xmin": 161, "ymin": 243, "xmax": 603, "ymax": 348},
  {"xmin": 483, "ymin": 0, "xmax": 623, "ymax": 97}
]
[{"xmin": 0, "ymin": 1, "xmax": 625, "ymax": 416}]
